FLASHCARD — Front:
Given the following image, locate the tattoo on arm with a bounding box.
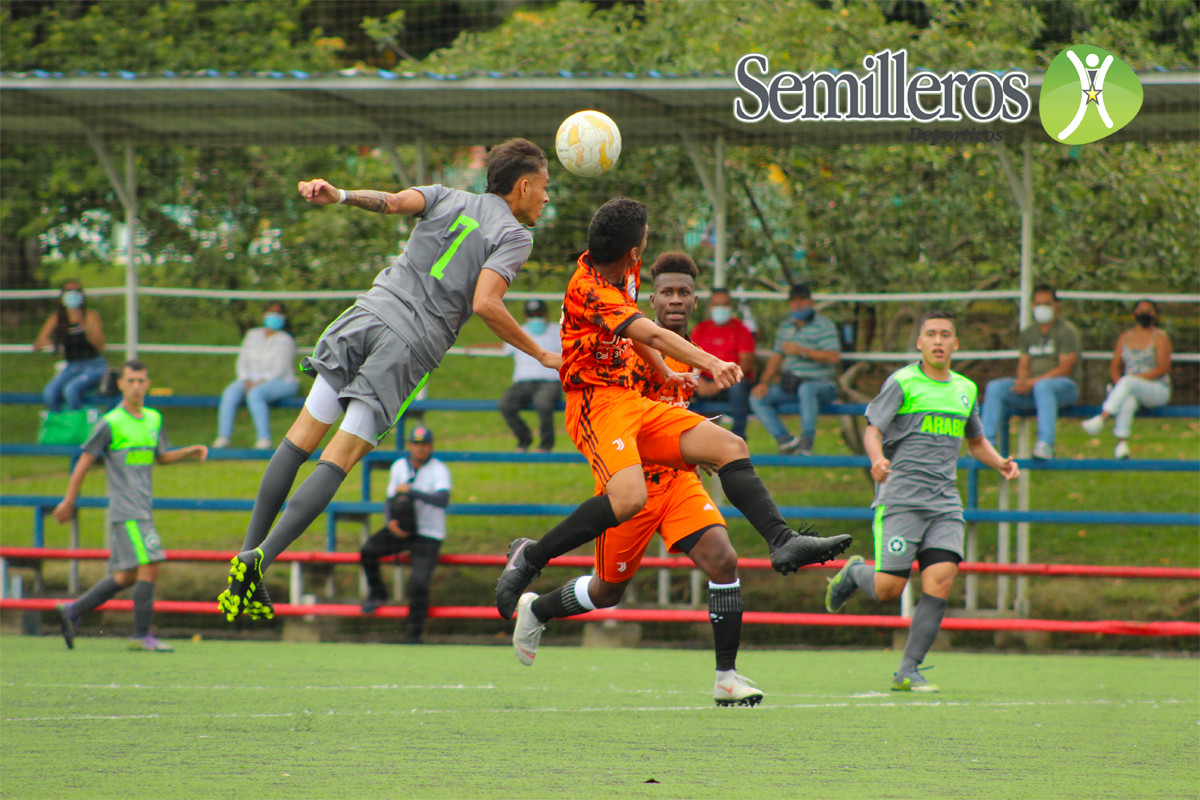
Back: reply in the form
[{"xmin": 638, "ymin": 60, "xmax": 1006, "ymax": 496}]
[{"xmin": 344, "ymin": 190, "xmax": 390, "ymax": 213}]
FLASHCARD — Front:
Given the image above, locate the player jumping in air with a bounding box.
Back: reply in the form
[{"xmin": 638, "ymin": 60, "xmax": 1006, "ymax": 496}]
[
  {"xmin": 512, "ymin": 251, "xmax": 765, "ymax": 706},
  {"xmin": 496, "ymin": 197, "xmax": 851, "ymax": 620},
  {"xmin": 218, "ymin": 139, "xmax": 558, "ymax": 621},
  {"xmin": 825, "ymin": 310, "xmax": 1018, "ymax": 692}
]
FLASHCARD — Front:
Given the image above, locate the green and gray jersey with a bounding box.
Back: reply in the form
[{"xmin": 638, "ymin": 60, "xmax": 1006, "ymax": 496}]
[
  {"xmin": 81, "ymin": 405, "xmax": 170, "ymax": 523},
  {"xmin": 865, "ymin": 363, "xmax": 982, "ymax": 511},
  {"xmin": 354, "ymin": 184, "xmax": 533, "ymax": 371}
]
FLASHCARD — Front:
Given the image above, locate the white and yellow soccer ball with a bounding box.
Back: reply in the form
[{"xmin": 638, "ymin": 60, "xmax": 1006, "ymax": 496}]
[{"xmin": 555, "ymin": 110, "xmax": 621, "ymax": 177}]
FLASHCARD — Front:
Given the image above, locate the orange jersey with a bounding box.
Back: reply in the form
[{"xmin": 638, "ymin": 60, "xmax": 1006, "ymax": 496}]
[
  {"xmin": 559, "ymin": 252, "xmax": 644, "ymax": 391},
  {"xmin": 628, "ymin": 347, "xmax": 700, "ymax": 492}
]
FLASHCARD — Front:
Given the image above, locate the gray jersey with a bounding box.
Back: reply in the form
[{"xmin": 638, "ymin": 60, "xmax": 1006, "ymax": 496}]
[
  {"xmin": 865, "ymin": 363, "xmax": 982, "ymax": 511},
  {"xmin": 81, "ymin": 405, "xmax": 170, "ymax": 522},
  {"xmin": 355, "ymin": 185, "xmax": 533, "ymax": 369}
]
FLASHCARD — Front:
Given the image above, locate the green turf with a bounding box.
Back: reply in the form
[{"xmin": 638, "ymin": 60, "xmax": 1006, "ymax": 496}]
[{"xmin": 1, "ymin": 636, "xmax": 1197, "ymax": 800}]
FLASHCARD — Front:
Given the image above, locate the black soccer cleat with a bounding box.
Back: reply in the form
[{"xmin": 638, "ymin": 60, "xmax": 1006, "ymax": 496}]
[
  {"xmin": 56, "ymin": 603, "xmax": 77, "ymax": 650},
  {"xmin": 496, "ymin": 538, "xmax": 541, "ymax": 620},
  {"xmin": 769, "ymin": 530, "xmax": 853, "ymax": 575},
  {"xmin": 217, "ymin": 548, "xmax": 267, "ymax": 622}
]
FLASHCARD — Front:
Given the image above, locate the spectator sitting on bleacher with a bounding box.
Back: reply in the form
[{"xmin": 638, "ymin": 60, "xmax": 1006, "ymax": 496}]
[
  {"xmin": 691, "ymin": 287, "xmax": 756, "ymax": 440},
  {"xmin": 359, "ymin": 425, "xmax": 451, "ymax": 644},
  {"xmin": 748, "ymin": 283, "xmax": 841, "ymax": 455},
  {"xmin": 1081, "ymin": 299, "xmax": 1173, "ymax": 459},
  {"xmin": 212, "ymin": 301, "xmax": 298, "ymax": 450},
  {"xmin": 33, "ymin": 278, "xmax": 108, "ymax": 412},
  {"xmin": 498, "ymin": 299, "xmax": 562, "ymax": 453},
  {"xmin": 981, "ymin": 284, "xmax": 1080, "ymax": 460}
]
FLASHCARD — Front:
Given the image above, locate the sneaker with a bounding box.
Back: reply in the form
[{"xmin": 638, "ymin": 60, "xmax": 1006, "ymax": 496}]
[
  {"xmin": 56, "ymin": 603, "xmax": 77, "ymax": 650},
  {"xmin": 794, "ymin": 435, "xmax": 814, "ymax": 456},
  {"xmin": 217, "ymin": 548, "xmax": 266, "ymax": 622},
  {"xmin": 1081, "ymin": 415, "xmax": 1105, "ymax": 436},
  {"xmin": 512, "ymin": 592, "xmax": 545, "ymax": 666},
  {"xmin": 777, "ymin": 436, "xmax": 802, "ymax": 454},
  {"xmin": 769, "ymin": 528, "xmax": 853, "ymax": 575},
  {"xmin": 891, "ymin": 667, "xmax": 938, "ymax": 693},
  {"xmin": 825, "ymin": 555, "xmax": 864, "ymax": 613},
  {"xmin": 244, "ymin": 581, "xmax": 275, "ymax": 620},
  {"xmin": 128, "ymin": 635, "xmax": 174, "ymax": 652},
  {"xmin": 496, "ymin": 538, "xmax": 541, "ymax": 620},
  {"xmin": 713, "ymin": 672, "xmax": 764, "ymax": 707},
  {"xmin": 253, "ymin": 438, "xmax": 273, "ymax": 449},
  {"xmin": 1031, "ymin": 441, "xmax": 1054, "ymax": 460},
  {"xmin": 361, "ymin": 593, "xmax": 387, "ymax": 615},
  {"xmin": 1114, "ymin": 440, "xmax": 1130, "ymax": 460},
  {"xmin": 211, "ymin": 437, "xmax": 231, "ymax": 449}
]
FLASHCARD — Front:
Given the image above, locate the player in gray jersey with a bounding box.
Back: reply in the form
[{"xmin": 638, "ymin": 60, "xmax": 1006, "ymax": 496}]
[
  {"xmin": 824, "ymin": 310, "xmax": 1018, "ymax": 692},
  {"xmin": 52, "ymin": 360, "xmax": 208, "ymax": 651},
  {"xmin": 219, "ymin": 139, "xmax": 558, "ymax": 622}
]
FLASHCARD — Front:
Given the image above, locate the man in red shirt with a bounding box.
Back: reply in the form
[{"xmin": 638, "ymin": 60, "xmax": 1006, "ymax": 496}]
[{"xmin": 691, "ymin": 287, "xmax": 756, "ymax": 439}]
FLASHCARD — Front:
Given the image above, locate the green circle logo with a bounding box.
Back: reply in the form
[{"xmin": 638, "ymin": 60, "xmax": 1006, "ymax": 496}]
[{"xmin": 1040, "ymin": 46, "xmax": 1142, "ymax": 144}]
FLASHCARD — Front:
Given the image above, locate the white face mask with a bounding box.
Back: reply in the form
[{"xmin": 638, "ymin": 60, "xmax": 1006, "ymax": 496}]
[
  {"xmin": 710, "ymin": 306, "xmax": 733, "ymax": 325},
  {"xmin": 1032, "ymin": 304, "xmax": 1055, "ymax": 325}
]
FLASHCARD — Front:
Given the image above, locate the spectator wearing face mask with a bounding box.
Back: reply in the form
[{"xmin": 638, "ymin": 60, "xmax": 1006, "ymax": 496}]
[
  {"xmin": 691, "ymin": 287, "xmax": 757, "ymax": 440},
  {"xmin": 981, "ymin": 284, "xmax": 1080, "ymax": 460},
  {"xmin": 34, "ymin": 279, "xmax": 108, "ymax": 412},
  {"xmin": 498, "ymin": 299, "xmax": 563, "ymax": 453},
  {"xmin": 212, "ymin": 302, "xmax": 299, "ymax": 450},
  {"xmin": 748, "ymin": 283, "xmax": 841, "ymax": 455},
  {"xmin": 1081, "ymin": 300, "xmax": 1172, "ymax": 459}
]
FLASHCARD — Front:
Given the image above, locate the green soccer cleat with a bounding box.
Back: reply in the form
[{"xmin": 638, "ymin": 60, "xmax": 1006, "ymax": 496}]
[
  {"xmin": 825, "ymin": 554, "xmax": 865, "ymax": 613},
  {"xmin": 217, "ymin": 548, "xmax": 266, "ymax": 622},
  {"xmin": 891, "ymin": 667, "xmax": 939, "ymax": 693}
]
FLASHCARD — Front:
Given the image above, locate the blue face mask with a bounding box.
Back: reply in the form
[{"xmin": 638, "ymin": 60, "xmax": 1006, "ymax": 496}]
[
  {"xmin": 264, "ymin": 312, "xmax": 286, "ymax": 331},
  {"xmin": 62, "ymin": 290, "xmax": 84, "ymax": 310},
  {"xmin": 526, "ymin": 318, "xmax": 547, "ymax": 336},
  {"xmin": 791, "ymin": 307, "xmax": 815, "ymax": 323}
]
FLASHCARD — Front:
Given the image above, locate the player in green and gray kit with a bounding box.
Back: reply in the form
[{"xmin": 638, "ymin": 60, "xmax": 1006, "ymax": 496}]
[
  {"xmin": 53, "ymin": 359, "xmax": 208, "ymax": 651},
  {"xmin": 218, "ymin": 139, "xmax": 558, "ymax": 621},
  {"xmin": 825, "ymin": 310, "xmax": 1018, "ymax": 692}
]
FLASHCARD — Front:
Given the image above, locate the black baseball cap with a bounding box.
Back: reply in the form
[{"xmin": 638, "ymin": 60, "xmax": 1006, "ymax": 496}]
[
  {"xmin": 409, "ymin": 425, "xmax": 434, "ymax": 444},
  {"xmin": 524, "ymin": 298, "xmax": 547, "ymax": 315},
  {"xmin": 789, "ymin": 283, "xmax": 812, "ymax": 300}
]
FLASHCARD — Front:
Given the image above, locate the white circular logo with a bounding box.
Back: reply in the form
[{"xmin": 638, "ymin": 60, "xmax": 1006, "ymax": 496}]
[{"xmin": 887, "ymin": 536, "xmax": 907, "ymax": 554}]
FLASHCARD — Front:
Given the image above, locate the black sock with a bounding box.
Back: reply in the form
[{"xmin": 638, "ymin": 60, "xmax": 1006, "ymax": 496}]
[
  {"xmin": 899, "ymin": 593, "xmax": 947, "ymax": 673},
  {"xmin": 526, "ymin": 495, "xmax": 618, "ymax": 569},
  {"xmin": 71, "ymin": 576, "xmax": 124, "ymax": 618},
  {"xmin": 717, "ymin": 458, "xmax": 792, "ymax": 548},
  {"xmin": 132, "ymin": 580, "xmax": 155, "ymax": 638},
  {"xmin": 530, "ymin": 577, "xmax": 591, "ymax": 623},
  {"xmin": 257, "ymin": 460, "xmax": 347, "ymax": 567},
  {"xmin": 243, "ymin": 438, "xmax": 311, "ymax": 551},
  {"xmin": 708, "ymin": 580, "xmax": 743, "ymax": 672}
]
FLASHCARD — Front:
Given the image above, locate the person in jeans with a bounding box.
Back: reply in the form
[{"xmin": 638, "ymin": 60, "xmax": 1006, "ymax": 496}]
[
  {"xmin": 981, "ymin": 284, "xmax": 1080, "ymax": 459},
  {"xmin": 498, "ymin": 298, "xmax": 562, "ymax": 452},
  {"xmin": 34, "ymin": 278, "xmax": 108, "ymax": 412},
  {"xmin": 1082, "ymin": 299, "xmax": 1172, "ymax": 459},
  {"xmin": 213, "ymin": 301, "xmax": 299, "ymax": 450},
  {"xmin": 748, "ymin": 283, "xmax": 840, "ymax": 455}
]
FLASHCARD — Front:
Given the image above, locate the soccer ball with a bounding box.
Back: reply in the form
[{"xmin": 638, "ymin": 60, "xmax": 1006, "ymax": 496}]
[{"xmin": 555, "ymin": 110, "xmax": 622, "ymax": 177}]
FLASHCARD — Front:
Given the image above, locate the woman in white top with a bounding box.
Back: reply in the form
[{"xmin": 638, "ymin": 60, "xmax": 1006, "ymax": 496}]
[
  {"xmin": 1081, "ymin": 299, "xmax": 1172, "ymax": 459},
  {"xmin": 213, "ymin": 302, "xmax": 299, "ymax": 449}
]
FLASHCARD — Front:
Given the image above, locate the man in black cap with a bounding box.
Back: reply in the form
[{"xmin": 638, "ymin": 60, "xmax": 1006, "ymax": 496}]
[
  {"xmin": 498, "ymin": 298, "xmax": 563, "ymax": 452},
  {"xmin": 359, "ymin": 424, "xmax": 451, "ymax": 644}
]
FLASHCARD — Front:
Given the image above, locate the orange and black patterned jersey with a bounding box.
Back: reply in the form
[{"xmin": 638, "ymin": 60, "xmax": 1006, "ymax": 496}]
[
  {"xmin": 559, "ymin": 252, "xmax": 644, "ymax": 391},
  {"xmin": 631, "ymin": 345, "xmax": 700, "ymax": 491}
]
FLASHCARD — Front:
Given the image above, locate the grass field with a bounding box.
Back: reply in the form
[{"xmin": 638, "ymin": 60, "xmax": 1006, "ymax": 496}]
[{"xmin": 1, "ymin": 637, "xmax": 1197, "ymax": 800}]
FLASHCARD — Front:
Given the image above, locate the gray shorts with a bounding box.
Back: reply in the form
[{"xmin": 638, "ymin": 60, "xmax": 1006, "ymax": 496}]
[
  {"xmin": 872, "ymin": 506, "xmax": 964, "ymax": 573},
  {"xmin": 108, "ymin": 519, "xmax": 165, "ymax": 572},
  {"xmin": 302, "ymin": 305, "xmax": 430, "ymax": 441}
]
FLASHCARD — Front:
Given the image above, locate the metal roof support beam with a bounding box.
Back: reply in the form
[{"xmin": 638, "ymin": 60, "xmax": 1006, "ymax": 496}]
[
  {"xmin": 85, "ymin": 127, "xmax": 139, "ymax": 359},
  {"xmin": 377, "ymin": 131, "xmax": 413, "ymax": 187},
  {"xmin": 682, "ymin": 132, "xmax": 728, "ymax": 287}
]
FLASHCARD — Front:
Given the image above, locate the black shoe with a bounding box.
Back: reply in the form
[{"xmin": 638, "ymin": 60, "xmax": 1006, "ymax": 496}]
[
  {"xmin": 56, "ymin": 603, "xmax": 77, "ymax": 649},
  {"xmin": 496, "ymin": 538, "xmax": 541, "ymax": 620},
  {"xmin": 245, "ymin": 581, "xmax": 275, "ymax": 621},
  {"xmin": 769, "ymin": 530, "xmax": 853, "ymax": 575},
  {"xmin": 361, "ymin": 594, "xmax": 387, "ymax": 615}
]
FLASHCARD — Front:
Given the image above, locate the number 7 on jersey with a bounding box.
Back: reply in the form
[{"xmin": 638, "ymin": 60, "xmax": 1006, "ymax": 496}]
[{"xmin": 430, "ymin": 215, "xmax": 480, "ymax": 279}]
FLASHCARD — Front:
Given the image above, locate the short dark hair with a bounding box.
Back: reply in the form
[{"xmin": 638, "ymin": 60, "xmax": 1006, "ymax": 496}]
[
  {"xmin": 917, "ymin": 309, "xmax": 956, "ymax": 331},
  {"xmin": 122, "ymin": 358, "xmax": 148, "ymax": 374},
  {"xmin": 1033, "ymin": 283, "xmax": 1057, "ymax": 300},
  {"xmin": 486, "ymin": 139, "xmax": 547, "ymax": 195},
  {"xmin": 789, "ymin": 283, "xmax": 812, "ymax": 300},
  {"xmin": 650, "ymin": 251, "xmax": 698, "ymax": 280},
  {"xmin": 1135, "ymin": 298, "xmax": 1158, "ymax": 313},
  {"xmin": 710, "ymin": 287, "xmax": 731, "ymax": 298},
  {"xmin": 587, "ymin": 197, "xmax": 647, "ymax": 264}
]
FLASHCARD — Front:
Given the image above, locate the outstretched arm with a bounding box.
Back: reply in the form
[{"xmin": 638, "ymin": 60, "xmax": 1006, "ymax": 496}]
[
  {"xmin": 473, "ymin": 270, "xmax": 561, "ymax": 371},
  {"xmin": 157, "ymin": 445, "xmax": 209, "ymax": 465},
  {"xmin": 624, "ymin": 317, "xmax": 740, "ymax": 389},
  {"xmin": 297, "ymin": 178, "xmax": 427, "ymax": 216},
  {"xmin": 966, "ymin": 435, "xmax": 1018, "ymax": 480}
]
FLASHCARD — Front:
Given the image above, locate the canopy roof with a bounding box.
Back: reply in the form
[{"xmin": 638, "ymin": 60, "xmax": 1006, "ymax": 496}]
[{"xmin": 2, "ymin": 69, "xmax": 1196, "ymax": 148}]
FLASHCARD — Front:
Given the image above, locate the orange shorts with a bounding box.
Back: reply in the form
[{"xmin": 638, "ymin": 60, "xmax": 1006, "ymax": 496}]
[
  {"xmin": 565, "ymin": 385, "xmax": 705, "ymax": 488},
  {"xmin": 593, "ymin": 470, "xmax": 726, "ymax": 583}
]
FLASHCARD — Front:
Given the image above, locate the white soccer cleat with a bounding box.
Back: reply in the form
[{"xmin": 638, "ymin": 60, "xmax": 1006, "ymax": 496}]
[
  {"xmin": 512, "ymin": 592, "xmax": 545, "ymax": 666},
  {"xmin": 713, "ymin": 671, "xmax": 764, "ymax": 707}
]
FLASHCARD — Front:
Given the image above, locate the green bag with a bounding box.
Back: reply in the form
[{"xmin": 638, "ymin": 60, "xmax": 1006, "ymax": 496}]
[{"xmin": 37, "ymin": 408, "xmax": 101, "ymax": 445}]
